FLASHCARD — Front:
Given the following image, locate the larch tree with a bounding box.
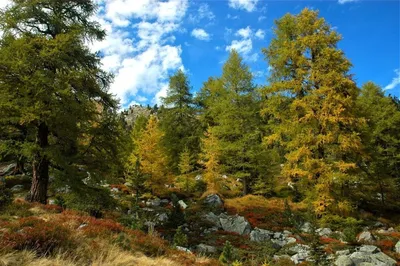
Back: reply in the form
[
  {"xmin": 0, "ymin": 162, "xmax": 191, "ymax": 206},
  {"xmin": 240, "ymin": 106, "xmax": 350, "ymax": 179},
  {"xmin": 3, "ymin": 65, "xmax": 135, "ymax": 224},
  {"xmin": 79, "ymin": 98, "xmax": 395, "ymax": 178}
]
[
  {"xmin": 200, "ymin": 128, "xmax": 221, "ymax": 192},
  {"xmin": 357, "ymin": 82, "xmax": 400, "ymax": 207},
  {"xmin": 159, "ymin": 69, "xmax": 201, "ymax": 172},
  {"xmin": 262, "ymin": 9, "xmax": 364, "ymax": 214},
  {"xmin": 137, "ymin": 115, "xmax": 170, "ymax": 193},
  {"xmin": 0, "ymin": 0, "xmax": 120, "ymax": 203}
]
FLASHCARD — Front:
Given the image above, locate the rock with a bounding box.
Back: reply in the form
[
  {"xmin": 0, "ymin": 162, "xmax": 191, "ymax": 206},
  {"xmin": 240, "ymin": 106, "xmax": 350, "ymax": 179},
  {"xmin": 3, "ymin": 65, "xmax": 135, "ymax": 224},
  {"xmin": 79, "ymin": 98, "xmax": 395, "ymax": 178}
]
[
  {"xmin": 349, "ymin": 252, "xmax": 371, "ymax": 265},
  {"xmin": 195, "ymin": 175, "xmax": 202, "ymax": 181},
  {"xmin": 111, "ymin": 187, "xmax": 119, "ymax": 193},
  {"xmin": 78, "ymin": 224, "xmax": 88, "ymax": 230},
  {"xmin": 286, "ymin": 237, "xmax": 297, "ymax": 245},
  {"xmin": 220, "ymin": 214, "xmax": 251, "ymax": 235},
  {"xmin": 274, "ymin": 232, "xmax": 283, "ymax": 239},
  {"xmin": 160, "ymin": 199, "xmax": 169, "ymax": 206},
  {"xmin": 359, "ymin": 245, "xmax": 379, "ymax": 254},
  {"xmin": 178, "ymin": 200, "xmax": 188, "ymax": 209},
  {"xmin": 273, "ymin": 255, "xmax": 291, "ymax": 261},
  {"xmin": 373, "ymin": 221, "xmax": 385, "ymax": 228},
  {"xmin": 146, "ymin": 198, "xmax": 160, "ymax": 207},
  {"xmin": 291, "ymin": 251, "xmax": 310, "ymax": 264},
  {"xmin": 157, "ymin": 213, "xmax": 168, "ymax": 223},
  {"xmin": 0, "ymin": 163, "xmax": 16, "ymax": 176},
  {"xmin": 370, "ymin": 251, "xmax": 396, "ymax": 266},
  {"xmin": 176, "ymin": 246, "xmax": 192, "ymax": 253},
  {"xmin": 395, "ymin": 241, "xmax": 400, "ymax": 253},
  {"xmin": 196, "ymin": 244, "xmax": 217, "ymax": 254},
  {"xmin": 316, "ymin": 227, "xmax": 332, "ymax": 236},
  {"xmin": 204, "ymin": 212, "xmax": 221, "ymax": 227},
  {"xmin": 357, "ymin": 231, "xmax": 375, "ymax": 243},
  {"xmin": 48, "ymin": 199, "xmax": 56, "ymax": 205},
  {"xmin": 289, "ymin": 244, "xmax": 310, "ymax": 254},
  {"xmin": 10, "ymin": 184, "xmax": 24, "ymax": 192},
  {"xmin": 301, "ymin": 222, "xmax": 312, "ymax": 233},
  {"xmin": 336, "ymin": 250, "xmax": 351, "ymax": 256},
  {"xmin": 203, "ymin": 227, "xmax": 218, "ymax": 234},
  {"xmin": 335, "ymin": 255, "xmax": 354, "ymax": 266},
  {"xmin": 271, "ymin": 239, "xmax": 287, "ymax": 248},
  {"xmin": 250, "ymin": 228, "xmax": 273, "ymax": 242},
  {"xmin": 204, "ymin": 194, "xmax": 223, "ymax": 209}
]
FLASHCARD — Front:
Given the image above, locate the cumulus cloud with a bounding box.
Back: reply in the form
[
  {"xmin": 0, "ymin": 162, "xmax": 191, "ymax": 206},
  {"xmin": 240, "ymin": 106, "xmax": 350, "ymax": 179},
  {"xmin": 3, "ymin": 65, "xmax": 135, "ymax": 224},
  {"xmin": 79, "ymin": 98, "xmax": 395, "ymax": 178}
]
[
  {"xmin": 191, "ymin": 28, "xmax": 211, "ymax": 41},
  {"xmin": 384, "ymin": 69, "xmax": 400, "ymax": 91},
  {"xmin": 255, "ymin": 29, "xmax": 265, "ymax": 39},
  {"xmin": 189, "ymin": 3, "xmax": 215, "ymax": 23},
  {"xmin": 236, "ymin": 26, "xmax": 252, "ymax": 38},
  {"xmin": 226, "ymin": 26, "xmax": 264, "ymax": 62},
  {"xmin": 228, "ymin": 0, "xmax": 259, "ymax": 12},
  {"xmin": 338, "ymin": 0, "xmax": 359, "ymax": 4},
  {"xmin": 90, "ymin": 0, "xmax": 188, "ymax": 106}
]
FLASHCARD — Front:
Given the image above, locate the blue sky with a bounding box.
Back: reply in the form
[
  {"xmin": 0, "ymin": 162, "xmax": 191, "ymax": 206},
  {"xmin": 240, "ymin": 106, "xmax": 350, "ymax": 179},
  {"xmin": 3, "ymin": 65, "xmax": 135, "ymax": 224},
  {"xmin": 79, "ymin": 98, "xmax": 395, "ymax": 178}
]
[{"xmin": 86, "ymin": 0, "xmax": 400, "ymax": 108}]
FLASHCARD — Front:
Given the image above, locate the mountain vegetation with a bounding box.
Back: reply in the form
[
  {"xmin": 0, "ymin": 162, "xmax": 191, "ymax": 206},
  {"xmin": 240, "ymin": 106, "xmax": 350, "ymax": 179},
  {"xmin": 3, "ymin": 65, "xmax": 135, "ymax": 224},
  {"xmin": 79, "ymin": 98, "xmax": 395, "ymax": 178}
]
[{"xmin": 0, "ymin": 1, "xmax": 399, "ymax": 265}]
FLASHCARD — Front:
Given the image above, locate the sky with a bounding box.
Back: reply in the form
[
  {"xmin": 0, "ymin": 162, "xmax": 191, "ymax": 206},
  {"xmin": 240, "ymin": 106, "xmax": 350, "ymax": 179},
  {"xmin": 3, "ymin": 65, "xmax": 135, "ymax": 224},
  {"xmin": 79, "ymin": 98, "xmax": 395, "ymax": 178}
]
[{"xmin": 1, "ymin": 0, "xmax": 399, "ymax": 107}]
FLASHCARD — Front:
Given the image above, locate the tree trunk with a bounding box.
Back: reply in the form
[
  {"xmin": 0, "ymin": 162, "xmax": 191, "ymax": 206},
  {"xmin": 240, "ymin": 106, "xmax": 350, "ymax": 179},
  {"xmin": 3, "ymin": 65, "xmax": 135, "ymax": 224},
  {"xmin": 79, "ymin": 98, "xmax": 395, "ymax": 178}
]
[
  {"xmin": 28, "ymin": 122, "xmax": 49, "ymax": 204},
  {"xmin": 242, "ymin": 176, "xmax": 248, "ymax": 195}
]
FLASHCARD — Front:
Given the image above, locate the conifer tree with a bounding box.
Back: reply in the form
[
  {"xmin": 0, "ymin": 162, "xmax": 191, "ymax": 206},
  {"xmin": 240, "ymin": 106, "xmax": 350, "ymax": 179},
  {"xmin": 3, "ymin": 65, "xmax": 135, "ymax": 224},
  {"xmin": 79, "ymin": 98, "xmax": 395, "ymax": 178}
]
[
  {"xmin": 178, "ymin": 147, "xmax": 194, "ymax": 192},
  {"xmin": 159, "ymin": 70, "xmax": 201, "ymax": 172},
  {"xmin": 0, "ymin": 0, "xmax": 120, "ymax": 203},
  {"xmin": 262, "ymin": 9, "xmax": 364, "ymax": 214},
  {"xmin": 200, "ymin": 129, "xmax": 221, "ymax": 192},
  {"xmin": 137, "ymin": 115, "xmax": 170, "ymax": 193}
]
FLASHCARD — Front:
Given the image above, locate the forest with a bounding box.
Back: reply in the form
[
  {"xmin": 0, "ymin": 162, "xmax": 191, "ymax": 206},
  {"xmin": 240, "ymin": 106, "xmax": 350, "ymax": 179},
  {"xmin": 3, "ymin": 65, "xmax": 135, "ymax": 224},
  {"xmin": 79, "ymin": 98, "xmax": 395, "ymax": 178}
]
[{"xmin": 0, "ymin": 1, "xmax": 399, "ymax": 266}]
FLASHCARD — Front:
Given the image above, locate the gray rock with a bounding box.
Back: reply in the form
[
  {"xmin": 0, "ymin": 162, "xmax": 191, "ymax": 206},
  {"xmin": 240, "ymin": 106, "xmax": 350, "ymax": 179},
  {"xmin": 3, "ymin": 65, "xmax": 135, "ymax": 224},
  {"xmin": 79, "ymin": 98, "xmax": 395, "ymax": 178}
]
[
  {"xmin": 349, "ymin": 252, "xmax": 371, "ymax": 265},
  {"xmin": 203, "ymin": 227, "xmax": 218, "ymax": 234},
  {"xmin": 204, "ymin": 212, "xmax": 221, "ymax": 227},
  {"xmin": 370, "ymin": 252, "xmax": 396, "ymax": 266},
  {"xmin": 220, "ymin": 214, "xmax": 251, "ymax": 235},
  {"xmin": 196, "ymin": 244, "xmax": 217, "ymax": 254},
  {"xmin": 271, "ymin": 239, "xmax": 287, "ymax": 248},
  {"xmin": 316, "ymin": 227, "xmax": 332, "ymax": 236},
  {"xmin": 195, "ymin": 175, "xmax": 202, "ymax": 181},
  {"xmin": 359, "ymin": 245, "xmax": 379, "ymax": 254},
  {"xmin": 157, "ymin": 213, "xmax": 168, "ymax": 223},
  {"xmin": 291, "ymin": 251, "xmax": 310, "ymax": 264},
  {"xmin": 48, "ymin": 199, "xmax": 56, "ymax": 205},
  {"xmin": 250, "ymin": 228, "xmax": 273, "ymax": 242},
  {"xmin": 111, "ymin": 187, "xmax": 119, "ymax": 193},
  {"xmin": 10, "ymin": 184, "xmax": 24, "ymax": 192},
  {"xmin": 204, "ymin": 194, "xmax": 223, "ymax": 209},
  {"xmin": 336, "ymin": 249, "xmax": 351, "ymax": 256},
  {"xmin": 301, "ymin": 222, "xmax": 312, "ymax": 233},
  {"xmin": 160, "ymin": 199, "xmax": 169, "ymax": 206},
  {"xmin": 357, "ymin": 231, "xmax": 375, "ymax": 243},
  {"xmin": 0, "ymin": 163, "xmax": 16, "ymax": 176},
  {"xmin": 289, "ymin": 244, "xmax": 311, "ymax": 254},
  {"xmin": 335, "ymin": 255, "xmax": 354, "ymax": 266},
  {"xmin": 274, "ymin": 232, "xmax": 283, "ymax": 239},
  {"xmin": 78, "ymin": 223, "xmax": 88, "ymax": 230},
  {"xmin": 395, "ymin": 240, "xmax": 400, "ymax": 253},
  {"xmin": 178, "ymin": 200, "xmax": 188, "ymax": 209},
  {"xmin": 146, "ymin": 198, "xmax": 160, "ymax": 207},
  {"xmin": 176, "ymin": 246, "xmax": 191, "ymax": 253},
  {"xmin": 286, "ymin": 237, "xmax": 297, "ymax": 245},
  {"xmin": 273, "ymin": 255, "xmax": 291, "ymax": 261}
]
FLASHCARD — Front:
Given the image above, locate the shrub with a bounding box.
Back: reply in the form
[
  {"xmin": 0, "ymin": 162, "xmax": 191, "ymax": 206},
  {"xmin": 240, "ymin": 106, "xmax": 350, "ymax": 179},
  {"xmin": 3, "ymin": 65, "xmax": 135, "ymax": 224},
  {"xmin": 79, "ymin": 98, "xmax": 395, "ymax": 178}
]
[
  {"xmin": 0, "ymin": 183, "xmax": 12, "ymax": 210},
  {"xmin": 219, "ymin": 241, "xmax": 238, "ymax": 265},
  {"xmin": 342, "ymin": 226, "xmax": 359, "ymax": 244},
  {"xmin": 0, "ymin": 218, "xmax": 75, "ymax": 255},
  {"xmin": 173, "ymin": 226, "xmax": 188, "ymax": 247}
]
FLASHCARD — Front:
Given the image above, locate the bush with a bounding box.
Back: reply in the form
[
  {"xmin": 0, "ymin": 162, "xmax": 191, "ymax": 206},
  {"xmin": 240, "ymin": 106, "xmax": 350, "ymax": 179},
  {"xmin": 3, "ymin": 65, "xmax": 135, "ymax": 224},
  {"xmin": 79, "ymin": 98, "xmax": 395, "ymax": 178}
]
[
  {"xmin": 219, "ymin": 241, "xmax": 238, "ymax": 265},
  {"xmin": 62, "ymin": 185, "xmax": 116, "ymax": 218},
  {"xmin": 173, "ymin": 226, "xmax": 188, "ymax": 247},
  {"xmin": 319, "ymin": 215, "xmax": 363, "ymax": 231},
  {"xmin": 0, "ymin": 185, "xmax": 12, "ymax": 210},
  {"xmin": 0, "ymin": 217, "xmax": 75, "ymax": 255}
]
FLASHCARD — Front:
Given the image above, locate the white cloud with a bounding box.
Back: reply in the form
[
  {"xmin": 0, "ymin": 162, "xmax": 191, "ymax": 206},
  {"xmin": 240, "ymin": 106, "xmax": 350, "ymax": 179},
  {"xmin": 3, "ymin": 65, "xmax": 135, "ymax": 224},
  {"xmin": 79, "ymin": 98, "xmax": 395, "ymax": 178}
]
[
  {"xmin": 189, "ymin": 3, "xmax": 215, "ymax": 23},
  {"xmin": 338, "ymin": 0, "xmax": 359, "ymax": 4},
  {"xmin": 236, "ymin": 26, "xmax": 252, "ymax": 38},
  {"xmin": 258, "ymin": 16, "xmax": 266, "ymax": 22},
  {"xmin": 228, "ymin": 0, "xmax": 259, "ymax": 12},
  {"xmin": 0, "ymin": 0, "xmax": 11, "ymax": 9},
  {"xmin": 255, "ymin": 29, "xmax": 265, "ymax": 39},
  {"xmin": 226, "ymin": 39, "xmax": 252, "ymax": 55},
  {"xmin": 90, "ymin": 0, "xmax": 188, "ymax": 106},
  {"xmin": 384, "ymin": 69, "xmax": 400, "ymax": 91},
  {"xmin": 136, "ymin": 95, "xmax": 148, "ymax": 102},
  {"xmin": 227, "ymin": 14, "xmax": 239, "ymax": 20},
  {"xmin": 191, "ymin": 28, "xmax": 210, "ymax": 41}
]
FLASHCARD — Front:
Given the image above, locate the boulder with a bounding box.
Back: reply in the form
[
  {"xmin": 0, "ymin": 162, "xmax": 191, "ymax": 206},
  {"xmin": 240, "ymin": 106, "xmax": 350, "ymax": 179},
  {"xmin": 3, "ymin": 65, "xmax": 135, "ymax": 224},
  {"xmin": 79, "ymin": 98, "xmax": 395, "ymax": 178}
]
[
  {"xmin": 250, "ymin": 228, "xmax": 273, "ymax": 242},
  {"xmin": 176, "ymin": 246, "xmax": 192, "ymax": 253},
  {"xmin": 301, "ymin": 222, "xmax": 312, "ymax": 233},
  {"xmin": 204, "ymin": 212, "xmax": 221, "ymax": 227},
  {"xmin": 289, "ymin": 244, "xmax": 310, "ymax": 254},
  {"xmin": 219, "ymin": 214, "xmax": 251, "ymax": 235},
  {"xmin": 157, "ymin": 213, "xmax": 168, "ymax": 223},
  {"xmin": 359, "ymin": 245, "xmax": 379, "ymax": 254},
  {"xmin": 334, "ymin": 255, "xmax": 354, "ymax": 266},
  {"xmin": 196, "ymin": 244, "xmax": 217, "ymax": 254},
  {"xmin": 10, "ymin": 184, "xmax": 24, "ymax": 192},
  {"xmin": 357, "ymin": 231, "xmax": 375, "ymax": 243},
  {"xmin": 178, "ymin": 200, "xmax": 188, "ymax": 209},
  {"xmin": 395, "ymin": 240, "xmax": 400, "ymax": 253},
  {"xmin": 146, "ymin": 198, "xmax": 160, "ymax": 207},
  {"xmin": 271, "ymin": 239, "xmax": 287, "ymax": 248},
  {"xmin": 316, "ymin": 227, "xmax": 332, "ymax": 236},
  {"xmin": 0, "ymin": 163, "xmax": 16, "ymax": 176},
  {"xmin": 370, "ymin": 252, "xmax": 396, "ymax": 266},
  {"xmin": 349, "ymin": 252, "xmax": 371, "ymax": 265},
  {"xmin": 204, "ymin": 194, "xmax": 223, "ymax": 209},
  {"xmin": 160, "ymin": 199, "xmax": 169, "ymax": 206},
  {"xmin": 336, "ymin": 250, "xmax": 351, "ymax": 256},
  {"xmin": 291, "ymin": 251, "xmax": 310, "ymax": 264}
]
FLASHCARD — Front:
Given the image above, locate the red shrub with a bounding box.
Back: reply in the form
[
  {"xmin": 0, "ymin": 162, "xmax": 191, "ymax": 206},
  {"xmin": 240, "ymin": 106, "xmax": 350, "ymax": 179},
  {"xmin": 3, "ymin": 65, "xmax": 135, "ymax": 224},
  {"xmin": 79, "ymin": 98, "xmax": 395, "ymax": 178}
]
[
  {"xmin": 82, "ymin": 218, "xmax": 124, "ymax": 237},
  {"xmin": 377, "ymin": 240, "xmax": 395, "ymax": 251},
  {"xmin": 320, "ymin": 237, "xmax": 341, "ymax": 244}
]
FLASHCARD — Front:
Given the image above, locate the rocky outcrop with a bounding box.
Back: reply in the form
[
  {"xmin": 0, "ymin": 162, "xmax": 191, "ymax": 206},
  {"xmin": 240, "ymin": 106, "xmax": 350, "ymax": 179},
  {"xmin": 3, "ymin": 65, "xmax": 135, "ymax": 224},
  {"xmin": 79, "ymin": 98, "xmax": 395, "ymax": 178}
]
[
  {"xmin": 334, "ymin": 245, "xmax": 396, "ymax": 266},
  {"xmin": 357, "ymin": 231, "xmax": 375, "ymax": 243},
  {"xmin": 249, "ymin": 228, "xmax": 297, "ymax": 247},
  {"xmin": 204, "ymin": 194, "xmax": 223, "ymax": 209},
  {"xmin": 250, "ymin": 228, "xmax": 273, "ymax": 242},
  {"xmin": 219, "ymin": 214, "xmax": 251, "ymax": 235},
  {"xmin": 196, "ymin": 244, "xmax": 217, "ymax": 254},
  {"xmin": 395, "ymin": 240, "xmax": 400, "ymax": 253}
]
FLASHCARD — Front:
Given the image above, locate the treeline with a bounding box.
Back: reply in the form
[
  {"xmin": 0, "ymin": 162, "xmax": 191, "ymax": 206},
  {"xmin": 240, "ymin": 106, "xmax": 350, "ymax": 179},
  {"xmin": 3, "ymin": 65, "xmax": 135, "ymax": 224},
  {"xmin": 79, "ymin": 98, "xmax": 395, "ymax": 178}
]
[{"xmin": 0, "ymin": 1, "xmax": 399, "ymax": 217}]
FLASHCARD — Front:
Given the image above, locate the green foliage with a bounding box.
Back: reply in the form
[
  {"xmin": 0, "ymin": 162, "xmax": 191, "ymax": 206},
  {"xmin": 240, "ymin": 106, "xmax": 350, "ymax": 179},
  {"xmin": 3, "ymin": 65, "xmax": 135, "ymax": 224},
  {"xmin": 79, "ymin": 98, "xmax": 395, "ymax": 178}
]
[
  {"xmin": 0, "ymin": 182, "xmax": 12, "ymax": 210},
  {"xmin": 219, "ymin": 241, "xmax": 238, "ymax": 265},
  {"xmin": 62, "ymin": 185, "xmax": 116, "ymax": 218},
  {"xmin": 173, "ymin": 226, "xmax": 188, "ymax": 247}
]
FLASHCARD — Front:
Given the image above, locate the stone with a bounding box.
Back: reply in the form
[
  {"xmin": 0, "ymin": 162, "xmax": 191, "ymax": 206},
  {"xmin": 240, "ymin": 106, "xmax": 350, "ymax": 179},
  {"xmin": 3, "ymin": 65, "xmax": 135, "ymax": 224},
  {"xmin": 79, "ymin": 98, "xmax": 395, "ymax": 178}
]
[
  {"xmin": 204, "ymin": 194, "xmax": 223, "ymax": 209},
  {"xmin": 196, "ymin": 244, "xmax": 217, "ymax": 254},
  {"xmin": 203, "ymin": 227, "xmax": 218, "ymax": 234},
  {"xmin": 316, "ymin": 227, "xmax": 332, "ymax": 236},
  {"xmin": 10, "ymin": 184, "xmax": 24, "ymax": 192},
  {"xmin": 359, "ymin": 245, "xmax": 379, "ymax": 254},
  {"xmin": 195, "ymin": 175, "xmax": 202, "ymax": 181},
  {"xmin": 370, "ymin": 252, "xmax": 396, "ymax": 266},
  {"xmin": 204, "ymin": 212, "xmax": 221, "ymax": 227},
  {"xmin": 250, "ymin": 228, "xmax": 273, "ymax": 242},
  {"xmin": 111, "ymin": 187, "xmax": 119, "ymax": 193},
  {"xmin": 273, "ymin": 255, "xmax": 291, "ymax": 261},
  {"xmin": 395, "ymin": 241, "xmax": 400, "ymax": 253},
  {"xmin": 271, "ymin": 239, "xmax": 287, "ymax": 248},
  {"xmin": 219, "ymin": 214, "xmax": 251, "ymax": 235},
  {"xmin": 157, "ymin": 213, "xmax": 168, "ymax": 223},
  {"xmin": 286, "ymin": 237, "xmax": 297, "ymax": 245},
  {"xmin": 357, "ymin": 231, "xmax": 375, "ymax": 243},
  {"xmin": 48, "ymin": 199, "xmax": 56, "ymax": 205},
  {"xmin": 160, "ymin": 199, "xmax": 169, "ymax": 206},
  {"xmin": 289, "ymin": 244, "xmax": 310, "ymax": 254},
  {"xmin": 336, "ymin": 250, "xmax": 351, "ymax": 256},
  {"xmin": 301, "ymin": 222, "xmax": 312, "ymax": 233},
  {"xmin": 176, "ymin": 246, "xmax": 192, "ymax": 253},
  {"xmin": 146, "ymin": 198, "xmax": 160, "ymax": 207},
  {"xmin": 178, "ymin": 200, "xmax": 188, "ymax": 209},
  {"xmin": 334, "ymin": 255, "xmax": 354, "ymax": 266},
  {"xmin": 273, "ymin": 232, "xmax": 283, "ymax": 239},
  {"xmin": 78, "ymin": 224, "xmax": 88, "ymax": 230},
  {"xmin": 349, "ymin": 252, "xmax": 371, "ymax": 265},
  {"xmin": 291, "ymin": 251, "xmax": 310, "ymax": 264},
  {"xmin": 0, "ymin": 163, "xmax": 16, "ymax": 176}
]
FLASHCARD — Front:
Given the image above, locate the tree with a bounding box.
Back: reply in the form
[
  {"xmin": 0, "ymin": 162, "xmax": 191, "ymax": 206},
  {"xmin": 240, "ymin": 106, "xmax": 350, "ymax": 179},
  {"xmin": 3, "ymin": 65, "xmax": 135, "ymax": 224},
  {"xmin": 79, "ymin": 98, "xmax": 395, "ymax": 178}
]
[
  {"xmin": 206, "ymin": 50, "xmax": 263, "ymax": 195},
  {"xmin": 357, "ymin": 82, "xmax": 400, "ymax": 207},
  {"xmin": 159, "ymin": 69, "xmax": 201, "ymax": 172},
  {"xmin": 262, "ymin": 9, "xmax": 364, "ymax": 214},
  {"xmin": 0, "ymin": 0, "xmax": 119, "ymax": 203},
  {"xmin": 136, "ymin": 115, "xmax": 170, "ymax": 193},
  {"xmin": 177, "ymin": 147, "xmax": 194, "ymax": 192},
  {"xmin": 200, "ymin": 128, "xmax": 221, "ymax": 192}
]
